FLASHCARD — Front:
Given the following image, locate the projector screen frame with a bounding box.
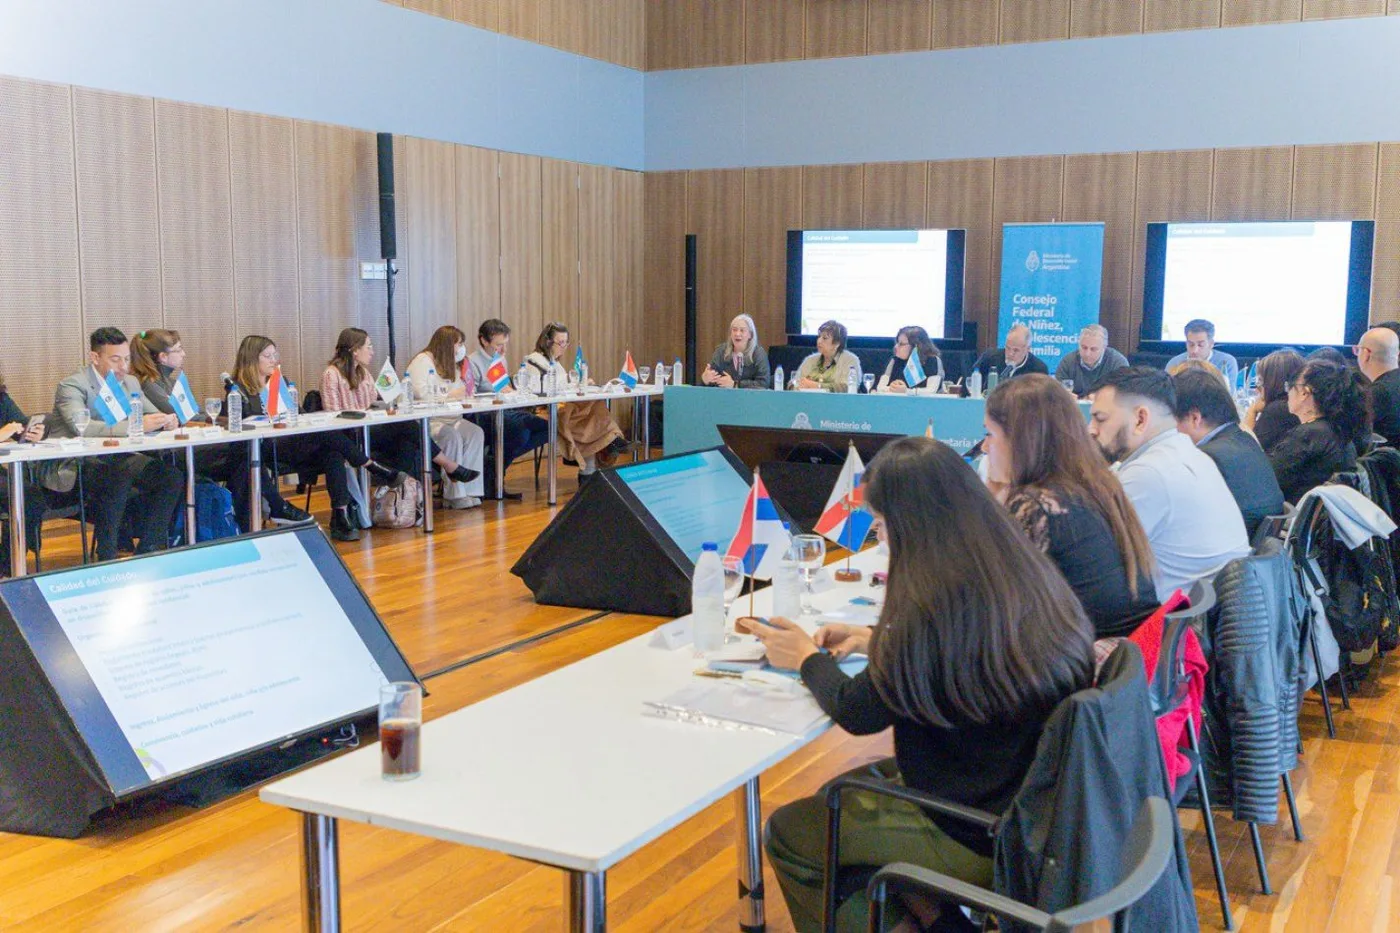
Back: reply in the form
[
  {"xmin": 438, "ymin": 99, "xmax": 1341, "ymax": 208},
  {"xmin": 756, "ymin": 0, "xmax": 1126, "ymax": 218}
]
[
  {"xmin": 0, "ymin": 524, "xmax": 419, "ymax": 802},
  {"xmin": 1138, "ymin": 219, "xmax": 1375, "ymax": 358},
  {"xmin": 785, "ymin": 228, "xmax": 968, "ymax": 349}
]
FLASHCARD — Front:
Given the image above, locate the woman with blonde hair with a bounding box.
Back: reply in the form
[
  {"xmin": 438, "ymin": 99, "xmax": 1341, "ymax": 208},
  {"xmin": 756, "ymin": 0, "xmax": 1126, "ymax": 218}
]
[
  {"xmin": 405, "ymin": 324, "xmax": 486, "ymax": 509},
  {"xmin": 522, "ymin": 322, "xmax": 627, "ymax": 476},
  {"xmin": 701, "ymin": 314, "xmax": 771, "ymax": 389}
]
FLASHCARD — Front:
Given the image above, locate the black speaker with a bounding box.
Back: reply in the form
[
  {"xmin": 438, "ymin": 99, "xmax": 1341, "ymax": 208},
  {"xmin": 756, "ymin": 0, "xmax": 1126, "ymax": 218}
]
[
  {"xmin": 684, "ymin": 234, "xmax": 697, "ymax": 385},
  {"xmin": 376, "ymin": 133, "xmax": 396, "ymax": 261}
]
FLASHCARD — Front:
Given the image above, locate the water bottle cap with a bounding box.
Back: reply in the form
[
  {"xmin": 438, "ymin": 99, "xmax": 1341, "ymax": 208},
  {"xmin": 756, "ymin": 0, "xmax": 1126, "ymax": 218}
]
[
  {"xmin": 781, "ymin": 522, "xmax": 790, "ymax": 530},
  {"xmin": 701, "ymin": 542, "xmax": 718, "ymax": 552}
]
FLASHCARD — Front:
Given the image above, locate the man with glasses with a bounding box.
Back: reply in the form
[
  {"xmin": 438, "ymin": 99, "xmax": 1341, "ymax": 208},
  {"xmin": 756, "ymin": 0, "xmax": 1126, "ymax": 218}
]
[{"xmin": 1356, "ymin": 326, "xmax": 1400, "ymax": 447}]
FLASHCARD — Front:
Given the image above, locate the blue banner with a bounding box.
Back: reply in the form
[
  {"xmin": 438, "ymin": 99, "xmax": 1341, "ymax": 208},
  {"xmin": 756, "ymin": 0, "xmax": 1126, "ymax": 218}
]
[{"xmin": 997, "ymin": 223, "xmax": 1105, "ymax": 371}]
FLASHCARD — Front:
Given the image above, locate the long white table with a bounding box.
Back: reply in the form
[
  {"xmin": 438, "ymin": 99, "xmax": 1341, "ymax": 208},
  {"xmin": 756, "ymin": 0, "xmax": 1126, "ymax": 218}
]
[
  {"xmin": 0, "ymin": 383, "xmax": 658, "ymax": 577},
  {"xmin": 260, "ymin": 548, "xmax": 886, "ymax": 932}
]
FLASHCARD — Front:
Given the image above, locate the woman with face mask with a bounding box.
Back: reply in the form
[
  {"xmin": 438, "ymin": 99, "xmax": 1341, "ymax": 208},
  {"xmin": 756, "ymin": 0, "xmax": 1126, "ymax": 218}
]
[{"xmin": 405, "ymin": 325, "xmax": 487, "ymax": 509}]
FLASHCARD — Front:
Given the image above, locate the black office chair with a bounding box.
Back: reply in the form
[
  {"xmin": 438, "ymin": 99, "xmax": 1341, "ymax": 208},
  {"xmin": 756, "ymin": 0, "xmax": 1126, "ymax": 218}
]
[{"xmin": 865, "ymin": 797, "xmax": 1174, "ymax": 933}]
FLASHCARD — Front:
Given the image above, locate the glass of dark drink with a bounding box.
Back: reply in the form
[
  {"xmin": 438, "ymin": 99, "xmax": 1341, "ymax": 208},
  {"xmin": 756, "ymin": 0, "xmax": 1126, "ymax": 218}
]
[{"xmin": 379, "ymin": 682, "xmax": 422, "ymax": 781}]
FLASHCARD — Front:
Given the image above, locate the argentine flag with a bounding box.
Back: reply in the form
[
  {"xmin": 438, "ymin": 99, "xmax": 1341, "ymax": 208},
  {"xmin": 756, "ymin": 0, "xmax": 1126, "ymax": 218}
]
[
  {"xmin": 92, "ymin": 368, "xmax": 131, "ymax": 426},
  {"xmin": 168, "ymin": 371, "xmax": 199, "ymax": 424},
  {"xmin": 902, "ymin": 352, "xmax": 926, "ymax": 388}
]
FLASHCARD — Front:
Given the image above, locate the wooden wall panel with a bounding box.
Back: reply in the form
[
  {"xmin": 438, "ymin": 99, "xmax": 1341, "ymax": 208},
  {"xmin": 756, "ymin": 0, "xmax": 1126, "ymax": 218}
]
[
  {"xmin": 806, "ymin": 0, "xmax": 868, "ymax": 59},
  {"xmin": 0, "ymin": 77, "xmax": 82, "ymax": 414},
  {"xmin": 1303, "ymin": 0, "xmax": 1385, "ymax": 17},
  {"xmin": 74, "ymin": 88, "xmax": 162, "ymax": 342},
  {"xmin": 743, "ymin": 167, "xmax": 803, "ymax": 346},
  {"xmin": 1211, "ymin": 146, "xmax": 1295, "ymax": 220},
  {"xmin": 454, "ymin": 145, "xmax": 501, "ymax": 334},
  {"xmin": 451, "ymin": 0, "xmax": 497, "ymax": 29},
  {"xmin": 498, "ymin": 0, "xmax": 540, "ymax": 42},
  {"xmin": 154, "ymin": 100, "xmax": 235, "ymax": 400},
  {"xmin": 229, "ymin": 112, "xmax": 300, "ymax": 385},
  {"xmin": 802, "ymin": 164, "xmax": 864, "ymax": 229},
  {"xmin": 744, "ymin": 0, "xmax": 805, "ymax": 63},
  {"xmin": 498, "ymin": 152, "xmax": 543, "ymax": 359},
  {"xmin": 933, "ymin": 0, "xmax": 1001, "ymax": 48},
  {"xmin": 643, "ymin": 172, "xmax": 688, "ymax": 367},
  {"xmin": 867, "ymin": 1, "xmax": 934, "ymax": 54},
  {"xmin": 1143, "ymin": 0, "xmax": 1221, "ymax": 30},
  {"xmin": 403, "ymin": 137, "xmax": 458, "ymax": 358},
  {"xmin": 686, "ymin": 170, "xmax": 746, "ymax": 356},
  {"xmin": 1132, "ymin": 149, "xmax": 1214, "ymax": 341},
  {"xmin": 541, "ymin": 158, "xmax": 580, "ymax": 332},
  {"xmin": 1062, "ymin": 153, "xmax": 1138, "ymax": 348},
  {"xmin": 926, "ymin": 159, "xmax": 995, "ymax": 339},
  {"xmin": 648, "ymin": 0, "xmax": 745, "ymax": 70},
  {"xmin": 1221, "ymin": 0, "xmax": 1303, "ymax": 24},
  {"xmin": 614, "ymin": 170, "xmax": 645, "ymax": 365},
  {"xmin": 403, "ymin": 0, "xmax": 454, "ymax": 16},
  {"xmin": 580, "ymin": 164, "xmax": 616, "ymax": 371},
  {"xmin": 991, "ymin": 156, "xmax": 1065, "ymax": 336},
  {"xmin": 999, "ymin": 0, "xmax": 1072, "ymax": 43},
  {"xmin": 1071, "ymin": 0, "xmax": 1145, "ymax": 37},
  {"xmin": 1291, "ymin": 143, "xmax": 1378, "ymax": 219},
  {"xmin": 862, "ymin": 162, "xmax": 927, "ymax": 230},
  {"xmin": 1372, "ymin": 223, "xmax": 1400, "ymax": 322}
]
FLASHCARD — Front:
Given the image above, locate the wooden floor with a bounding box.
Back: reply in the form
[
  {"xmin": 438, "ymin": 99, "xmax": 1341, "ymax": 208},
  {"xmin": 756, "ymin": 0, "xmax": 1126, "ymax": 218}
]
[{"xmin": 2, "ymin": 461, "xmax": 1399, "ymax": 931}]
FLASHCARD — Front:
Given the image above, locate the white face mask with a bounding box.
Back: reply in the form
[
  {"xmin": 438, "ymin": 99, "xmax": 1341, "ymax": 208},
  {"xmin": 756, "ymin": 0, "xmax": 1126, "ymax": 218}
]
[{"xmin": 453, "ymin": 345, "xmax": 467, "ymax": 363}]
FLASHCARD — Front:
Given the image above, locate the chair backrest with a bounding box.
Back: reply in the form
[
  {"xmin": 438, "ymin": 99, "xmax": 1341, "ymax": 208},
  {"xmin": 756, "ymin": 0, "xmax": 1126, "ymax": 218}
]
[
  {"xmin": 301, "ymin": 389, "xmax": 324, "ymax": 413},
  {"xmin": 1154, "ymin": 578, "xmax": 1214, "ymax": 717}
]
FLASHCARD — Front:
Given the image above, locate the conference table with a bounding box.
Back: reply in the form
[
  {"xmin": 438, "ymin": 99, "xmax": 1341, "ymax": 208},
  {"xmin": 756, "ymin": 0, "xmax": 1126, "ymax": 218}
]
[
  {"xmin": 0, "ymin": 383, "xmax": 659, "ymax": 578},
  {"xmin": 260, "ymin": 547, "xmax": 887, "ymax": 932}
]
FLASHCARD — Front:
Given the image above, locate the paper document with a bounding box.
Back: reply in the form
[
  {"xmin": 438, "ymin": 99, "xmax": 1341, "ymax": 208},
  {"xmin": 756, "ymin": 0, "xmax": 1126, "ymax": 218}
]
[{"xmin": 644, "ymin": 681, "xmax": 829, "ymax": 735}]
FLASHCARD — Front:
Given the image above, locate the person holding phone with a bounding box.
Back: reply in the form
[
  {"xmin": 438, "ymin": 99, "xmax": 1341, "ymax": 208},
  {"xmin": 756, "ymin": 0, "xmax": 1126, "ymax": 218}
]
[{"xmin": 0, "ymin": 376, "xmax": 46, "ymax": 573}]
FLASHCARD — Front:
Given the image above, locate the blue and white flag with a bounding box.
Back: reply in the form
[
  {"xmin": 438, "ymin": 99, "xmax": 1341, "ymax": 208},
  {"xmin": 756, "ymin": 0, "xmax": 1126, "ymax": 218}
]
[
  {"xmin": 902, "ymin": 352, "xmax": 926, "ymax": 388},
  {"xmin": 91, "ymin": 368, "xmax": 131, "ymax": 426},
  {"xmin": 168, "ymin": 371, "xmax": 199, "ymax": 424}
]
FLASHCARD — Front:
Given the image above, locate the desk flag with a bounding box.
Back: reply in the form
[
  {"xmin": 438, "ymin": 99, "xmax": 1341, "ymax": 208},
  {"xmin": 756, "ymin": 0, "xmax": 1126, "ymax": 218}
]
[
  {"xmin": 814, "ymin": 445, "xmax": 874, "ymax": 553},
  {"xmin": 903, "ymin": 352, "xmax": 926, "ymax": 388},
  {"xmin": 261, "ymin": 366, "xmax": 296, "ymax": 418},
  {"xmin": 92, "ymin": 368, "xmax": 131, "ymax": 426},
  {"xmin": 573, "ymin": 346, "xmax": 587, "ymax": 383},
  {"xmin": 374, "ymin": 358, "xmax": 402, "ymax": 404},
  {"xmin": 619, "ymin": 351, "xmax": 638, "ymax": 388},
  {"xmin": 725, "ymin": 472, "xmax": 787, "ymax": 581},
  {"xmin": 169, "ymin": 371, "xmax": 199, "ymax": 424},
  {"xmin": 485, "ymin": 353, "xmax": 510, "ymax": 393}
]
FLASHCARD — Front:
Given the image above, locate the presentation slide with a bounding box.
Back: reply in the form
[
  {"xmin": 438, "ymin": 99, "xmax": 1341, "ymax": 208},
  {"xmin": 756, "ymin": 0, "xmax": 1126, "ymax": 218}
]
[
  {"xmin": 800, "ymin": 230, "xmax": 949, "ymax": 339},
  {"xmin": 11, "ymin": 532, "xmax": 403, "ymax": 792},
  {"xmin": 1160, "ymin": 222, "xmax": 1355, "ymax": 345},
  {"xmin": 616, "ymin": 450, "xmax": 753, "ymax": 563}
]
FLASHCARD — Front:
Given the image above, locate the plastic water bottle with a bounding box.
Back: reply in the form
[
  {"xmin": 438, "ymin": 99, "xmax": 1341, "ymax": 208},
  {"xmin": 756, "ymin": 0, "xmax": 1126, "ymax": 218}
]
[
  {"xmin": 673, "ymin": 359, "xmax": 683, "ymax": 386},
  {"xmin": 692, "ymin": 543, "xmax": 726, "ymax": 654},
  {"xmin": 772, "ymin": 524, "xmax": 803, "ymax": 618},
  {"xmin": 227, "ymin": 384, "xmax": 243, "ymax": 433},
  {"xmin": 400, "ymin": 373, "xmax": 414, "ymax": 413},
  {"xmin": 517, "ymin": 362, "xmax": 531, "ymax": 395},
  {"xmin": 287, "ymin": 382, "xmax": 299, "ymax": 426},
  {"xmin": 773, "ymin": 365, "xmax": 784, "ymax": 391},
  {"xmin": 986, "ymin": 367, "xmax": 1000, "ymax": 393},
  {"xmin": 127, "ymin": 392, "xmax": 143, "ymax": 443},
  {"xmin": 846, "ymin": 368, "xmax": 858, "ymax": 395},
  {"xmin": 654, "ymin": 360, "xmax": 665, "ymax": 386},
  {"xmin": 968, "ymin": 370, "xmax": 983, "ymax": 399}
]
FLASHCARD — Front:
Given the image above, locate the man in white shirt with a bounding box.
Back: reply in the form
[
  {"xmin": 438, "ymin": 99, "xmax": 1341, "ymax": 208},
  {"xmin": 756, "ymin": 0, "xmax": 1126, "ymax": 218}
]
[{"xmin": 1090, "ymin": 366, "xmax": 1251, "ymax": 601}]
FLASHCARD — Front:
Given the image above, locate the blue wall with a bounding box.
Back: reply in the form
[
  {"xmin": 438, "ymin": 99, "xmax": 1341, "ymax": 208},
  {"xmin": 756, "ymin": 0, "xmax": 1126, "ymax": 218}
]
[
  {"xmin": 0, "ymin": 0, "xmax": 644, "ymax": 170},
  {"xmin": 645, "ymin": 16, "xmax": 1400, "ymax": 170}
]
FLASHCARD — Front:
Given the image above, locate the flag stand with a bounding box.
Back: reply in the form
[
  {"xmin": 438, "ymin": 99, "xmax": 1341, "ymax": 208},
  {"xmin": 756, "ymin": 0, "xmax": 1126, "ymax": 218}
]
[
  {"xmin": 747, "ymin": 466, "xmax": 759, "ymax": 618},
  {"xmin": 833, "ymin": 443, "xmax": 863, "ymax": 582}
]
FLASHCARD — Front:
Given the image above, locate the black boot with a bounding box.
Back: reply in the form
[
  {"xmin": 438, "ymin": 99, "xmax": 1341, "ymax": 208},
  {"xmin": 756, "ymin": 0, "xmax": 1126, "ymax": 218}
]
[
  {"xmin": 365, "ymin": 460, "xmax": 408, "ymax": 489},
  {"xmin": 329, "ymin": 506, "xmax": 361, "ymax": 542},
  {"xmin": 446, "ymin": 464, "xmax": 480, "ymax": 483}
]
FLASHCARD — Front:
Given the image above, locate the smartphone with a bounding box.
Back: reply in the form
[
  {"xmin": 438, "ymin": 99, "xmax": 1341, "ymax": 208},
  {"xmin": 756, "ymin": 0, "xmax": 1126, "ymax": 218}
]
[
  {"xmin": 21, "ymin": 414, "xmax": 44, "ymax": 442},
  {"xmin": 737, "ymin": 616, "xmax": 779, "ymax": 630}
]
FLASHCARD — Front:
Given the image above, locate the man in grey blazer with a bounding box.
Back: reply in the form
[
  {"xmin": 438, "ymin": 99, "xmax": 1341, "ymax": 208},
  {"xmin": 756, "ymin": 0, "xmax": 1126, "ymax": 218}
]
[{"xmin": 42, "ymin": 327, "xmax": 183, "ymax": 561}]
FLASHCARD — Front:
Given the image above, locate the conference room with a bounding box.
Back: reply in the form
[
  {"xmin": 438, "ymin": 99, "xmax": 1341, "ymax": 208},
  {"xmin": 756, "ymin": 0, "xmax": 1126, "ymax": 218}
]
[{"xmin": 1, "ymin": 2, "xmax": 1399, "ymax": 931}]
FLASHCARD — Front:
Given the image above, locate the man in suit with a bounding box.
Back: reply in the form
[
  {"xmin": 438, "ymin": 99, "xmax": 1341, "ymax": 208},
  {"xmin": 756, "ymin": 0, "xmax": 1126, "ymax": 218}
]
[
  {"xmin": 42, "ymin": 327, "xmax": 183, "ymax": 561},
  {"xmin": 1171, "ymin": 367, "xmax": 1283, "ymax": 540},
  {"xmin": 972, "ymin": 323, "xmax": 1048, "ymax": 384},
  {"xmin": 1356, "ymin": 326, "xmax": 1400, "ymax": 448}
]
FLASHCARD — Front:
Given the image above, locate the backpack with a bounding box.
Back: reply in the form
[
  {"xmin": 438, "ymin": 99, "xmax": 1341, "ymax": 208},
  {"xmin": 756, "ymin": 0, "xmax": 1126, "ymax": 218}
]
[
  {"xmin": 171, "ymin": 479, "xmax": 240, "ymax": 545},
  {"xmin": 372, "ymin": 475, "xmax": 423, "ymax": 529}
]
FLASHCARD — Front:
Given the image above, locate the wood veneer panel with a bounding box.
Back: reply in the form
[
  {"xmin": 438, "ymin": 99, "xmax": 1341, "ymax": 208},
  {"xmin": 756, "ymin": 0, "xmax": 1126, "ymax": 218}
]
[
  {"xmin": 744, "ymin": 0, "xmax": 805, "ymax": 63},
  {"xmin": 498, "ymin": 152, "xmax": 543, "ymax": 354},
  {"xmin": 1070, "ymin": 0, "xmax": 1145, "ymax": 37},
  {"xmin": 1144, "ymin": 0, "xmax": 1221, "ymax": 30},
  {"xmin": 1291, "ymin": 144, "xmax": 1378, "ymax": 220},
  {"xmin": 0, "ymin": 77, "xmax": 82, "ymax": 414},
  {"xmin": 1302, "ymin": 0, "xmax": 1385, "ymax": 16},
  {"xmin": 614, "ymin": 169, "xmax": 645, "ymax": 364},
  {"xmin": 498, "ymin": 0, "xmax": 541, "ymax": 41},
  {"xmin": 454, "ymin": 145, "xmax": 501, "ymax": 333},
  {"xmin": 403, "ymin": 136, "xmax": 458, "ymax": 356},
  {"xmin": 867, "ymin": 0, "xmax": 934, "ymax": 54},
  {"xmin": 999, "ymin": 0, "xmax": 1071, "ymax": 42},
  {"xmin": 1372, "ymin": 222, "xmax": 1400, "ymax": 322},
  {"xmin": 802, "ymin": 164, "xmax": 864, "ymax": 230},
  {"xmin": 403, "ymin": 0, "xmax": 455, "ymax": 16},
  {"xmin": 1062, "ymin": 152, "xmax": 1138, "ymax": 349},
  {"xmin": 806, "ymin": 0, "xmax": 868, "ymax": 59},
  {"xmin": 580, "ymin": 163, "xmax": 616, "ymax": 372},
  {"xmin": 541, "ymin": 158, "xmax": 579, "ymax": 337},
  {"xmin": 743, "ymin": 167, "xmax": 803, "ymax": 348},
  {"xmin": 1211, "ymin": 146, "xmax": 1294, "ymax": 221},
  {"xmin": 73, "ymin": 87, "xmax": 162, "ymax": 342},
  {"xmin": 927, "ymin": 159, "xmax": 995, "ymax": 344},
  {"xmin": 452, "ymin": 0, "xmax": 498, "ymax": 29},
  {"xmin": 686, "ymin": 170, "xmax": 746, "ymax": 357},
  {"xmin": 154, "ymin": 100, "xmax": 235, "ymax": 400},
  {"xmin": 933, "ymin": 0, "xmax": 1001, "ymax": 47},
  {"xmin": 1131, "ymin": 149, "xmax": 1214, "ymax": 341},
  {"xmin": 1221, "ymin": 0, "xmax": 1303, "ymax": 23},
  {"xmin": 863, "ymin": 162, "xmax": 928, "ymax": 230},
  {"xmin": 643, "ymin": 172, "xmax": 687, "ymax": 365},
  {"xmin": 647, "ymin": 0, "xmax": 745, "ymax": 70}
]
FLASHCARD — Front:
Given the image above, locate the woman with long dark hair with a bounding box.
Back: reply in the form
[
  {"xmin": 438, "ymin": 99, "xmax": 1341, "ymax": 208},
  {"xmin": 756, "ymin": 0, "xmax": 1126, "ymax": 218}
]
[
  {"xmin": 984, "ymin": 374, "xmax": 1157, "ymax": 636},
  {"xmin": 522, "ymin": 322, "xmax": 627, "ymax": 476},
  {"xmin": 1269, "ymin": 358, "xmax": 1370, "ymax": 502},
  {"xmin": 741, "ymin": 437, "xmax": 1095, "ymax": 931},
  {"xmin": 1243, "ymin": 349, "xmax": 1304, "ymax": 453}
]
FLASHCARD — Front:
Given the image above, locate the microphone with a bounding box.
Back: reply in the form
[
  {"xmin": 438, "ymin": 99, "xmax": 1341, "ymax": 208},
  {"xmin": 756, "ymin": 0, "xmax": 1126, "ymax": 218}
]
[{"xmin": 220, "ymin": 372, "xmax": 234, "ymax": 391}]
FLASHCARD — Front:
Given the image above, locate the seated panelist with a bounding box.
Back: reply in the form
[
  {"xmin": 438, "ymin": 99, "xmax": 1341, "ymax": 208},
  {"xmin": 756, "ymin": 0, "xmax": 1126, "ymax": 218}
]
[
  {"xmin": 466, "ymin": 318, "xmax": 549, "ymax": 500},
  {"xmin": 522, "ymin": 322, "xmax": 627, "ymax": 476},
  {"xmin": 405, "ymin": 325, "xmax": 486, "ymax": 510},
  {"xmin": 796, "ymin": 320, "xmax": 862, "ymax": 392},
  {"xmin": 876, "ymin": 325, "xmax": 943, "ymax": 392},
  {"xmin": 972, "ymin": 323, "xmax": 1048, "ymax": 384},
  {"xmin": 702, "ymin": 314, "xmax": 771, "ymax": 389}
]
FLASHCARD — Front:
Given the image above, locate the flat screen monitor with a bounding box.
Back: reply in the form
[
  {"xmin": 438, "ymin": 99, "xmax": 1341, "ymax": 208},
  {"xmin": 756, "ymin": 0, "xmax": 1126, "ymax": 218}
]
[
  {"xmin": 1141, "ymin": 220, "xmax": 1374, "ymax": 349},
  {"xmin": 613, "ymin": 448, "xmax": 755, "ymax": 565},
  {"xmin": 718, "ymin": 424, "xmax": 903, "ymax": 470},
  {"xmin": 786, "ymin": 229, "xmax": 966, "ymax": 341},
  {"xmin": 0, "ymin": 526, "xmax": 415, "ymax": 797}
]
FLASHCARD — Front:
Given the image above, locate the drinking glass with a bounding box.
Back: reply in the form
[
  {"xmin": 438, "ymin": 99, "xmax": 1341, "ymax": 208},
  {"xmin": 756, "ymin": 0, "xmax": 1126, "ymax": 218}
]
[
  {"xmin": 205, "ymin": 397, "xmax": 222, "ymax": 422},
  {"xmin": 379, "ymin": 682, "xmax": 422, "ymax": 781},
  {"xmin": 71, "ymin": 409, "xmax": 91, "ymax": 442},
  {"xmin": 862, "ymin": 373, "xmax": 875, "ymax": 394},
  {"xmin": 721, "ymin": 556, "xmax": 744, "ymax": 620},
  {"xmin": 791, "ymin": 534, "xmax": 826, "ymax": 616},
  {"xmin": 639, "ymin": 365, "xmax": 651, "ymax": 385},
  {"xmin": 1060, "ymin": 379, "xmax": 1076, "ymax": 394}
]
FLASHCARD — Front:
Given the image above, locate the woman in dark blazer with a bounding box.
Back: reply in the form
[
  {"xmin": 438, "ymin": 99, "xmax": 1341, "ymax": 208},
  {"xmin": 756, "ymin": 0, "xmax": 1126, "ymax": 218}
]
[
  {"xmin": 701, "ymin": 313, "xmax": 772, "ymax": 389},
  {"xmin": 876, "ymin": 325, "xmax": 944, "ymax": 392},
  {"xmin": 1269, "ymin": 359, "xmax": 1369, "ymax": 502}
]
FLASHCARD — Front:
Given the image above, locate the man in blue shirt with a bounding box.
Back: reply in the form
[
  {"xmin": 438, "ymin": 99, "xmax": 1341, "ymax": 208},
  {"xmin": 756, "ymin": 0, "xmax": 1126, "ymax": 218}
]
[{"xmin": 1165, "ymin": 318, "xmax": 1239, "ymax": 388}]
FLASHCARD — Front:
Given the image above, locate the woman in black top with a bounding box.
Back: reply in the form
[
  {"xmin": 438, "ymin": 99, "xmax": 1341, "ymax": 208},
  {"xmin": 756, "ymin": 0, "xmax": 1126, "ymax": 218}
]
[
  {"xmin": 876, "ymin": 325, "xmax": 943, "ymax": 392},
  {"xmin": 740, "ymin": 437, "xmax": 1094, "ymax": 932},
  {"xmin": 1244, "ymin": 349, "xmax": 1303, "ymax": 454},
  {"xmin": 983, "ymin": 375, "xmax": 1158, "ymax": 637},
  {"xmin": 0, "ymin": 378, "xmax": 47, "ymax": 573},
  {"xmin": 1270, "ymin": 359, "xmax": 1369, "ymax": 503},
  {"xmin": 700, "ymin": 313, "xmax": 771, "ymax": 389}
]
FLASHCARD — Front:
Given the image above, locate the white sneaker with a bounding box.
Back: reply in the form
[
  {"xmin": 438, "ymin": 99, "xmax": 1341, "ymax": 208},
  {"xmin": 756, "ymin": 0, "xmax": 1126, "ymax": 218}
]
[{"xmin": 444, "ymin": 496, "xmax": 481, "ymax": 510}]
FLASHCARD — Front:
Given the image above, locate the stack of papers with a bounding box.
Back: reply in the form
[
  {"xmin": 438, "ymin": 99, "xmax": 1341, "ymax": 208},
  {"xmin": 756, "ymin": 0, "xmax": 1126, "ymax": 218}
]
[{"xmin": 644, "ymin": 681, "xmax": 829, "ymax": 735}]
